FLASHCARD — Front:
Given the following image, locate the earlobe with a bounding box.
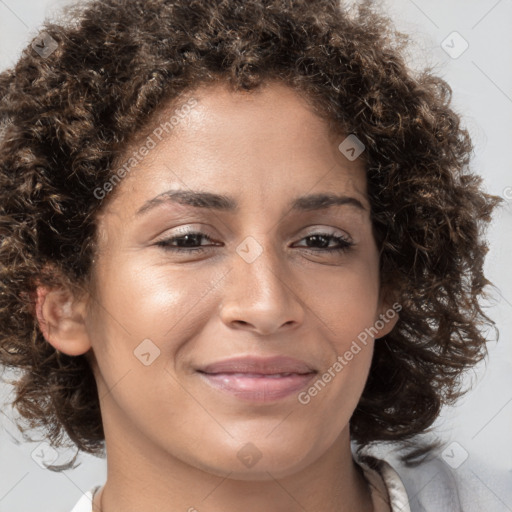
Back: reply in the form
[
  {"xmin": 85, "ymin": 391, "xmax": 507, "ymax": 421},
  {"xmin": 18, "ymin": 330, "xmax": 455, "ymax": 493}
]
[
  {"xmin": 375, "ymin": 287, "xmax": 401, "ymax": 339},
  {"xmin": 375, "ymin": 304, "xmax": 400, "ymax": 339},
  {"xmin": 35, "ymin": 285, "xmax": 92, "ymax": 356}
]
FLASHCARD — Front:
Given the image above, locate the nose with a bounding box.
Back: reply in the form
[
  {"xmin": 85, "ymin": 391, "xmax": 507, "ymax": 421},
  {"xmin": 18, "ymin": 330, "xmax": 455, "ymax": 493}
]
[{"xmin": 218, "ymin": 239, "xmax": 305, "ymax": 336}]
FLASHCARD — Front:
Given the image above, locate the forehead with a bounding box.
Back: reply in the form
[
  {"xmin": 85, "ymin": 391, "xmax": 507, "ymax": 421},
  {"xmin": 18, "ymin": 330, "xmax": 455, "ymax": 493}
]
[{"xmin": 100, "ymin": 81, "xmax": 369, "ymax": 219}]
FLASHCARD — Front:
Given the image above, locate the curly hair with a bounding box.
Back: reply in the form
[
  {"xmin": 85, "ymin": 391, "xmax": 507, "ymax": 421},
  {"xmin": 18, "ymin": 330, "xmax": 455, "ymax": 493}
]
[{"xmin": 0, "ymin": 0, "xmax": 502, "ymax": 465}]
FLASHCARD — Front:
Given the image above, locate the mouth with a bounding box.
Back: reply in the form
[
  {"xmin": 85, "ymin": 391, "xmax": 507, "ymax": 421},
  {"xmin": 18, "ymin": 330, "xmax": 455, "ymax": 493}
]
[{"xmin": 196, "ymin": 356, "xmax": 318, "ymax": 402}]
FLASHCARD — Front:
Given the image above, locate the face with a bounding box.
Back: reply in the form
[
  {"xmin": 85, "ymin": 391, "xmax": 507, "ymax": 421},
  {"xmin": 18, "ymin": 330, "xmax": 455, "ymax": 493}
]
[{"xmin": 80, "ymin": 81, "xmax": 397, "ymax": 479}]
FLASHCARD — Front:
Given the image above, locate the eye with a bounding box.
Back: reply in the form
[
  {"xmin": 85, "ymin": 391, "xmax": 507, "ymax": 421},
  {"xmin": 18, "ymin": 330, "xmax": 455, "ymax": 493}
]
[
  {"xmin": 293, "ymin": 232, "xmax": 354, "ymax": 253},
  {"xmin": 154, "ymin": 230, "xmax": 354, "ymax": 254},
  {"xmin": 155, "ymin": 232, "xmax": 217, "ymax": 253}
]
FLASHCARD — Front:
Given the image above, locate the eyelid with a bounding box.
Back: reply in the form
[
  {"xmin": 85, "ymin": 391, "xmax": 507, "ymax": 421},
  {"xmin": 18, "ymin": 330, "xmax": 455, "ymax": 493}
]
[
  {"xmin": 154, "ymin": 224, "xmax": 216, "ymax": 240},
  {"xmin": 300, "ymin": 225, "xmax": 352, "ymax": 239}
]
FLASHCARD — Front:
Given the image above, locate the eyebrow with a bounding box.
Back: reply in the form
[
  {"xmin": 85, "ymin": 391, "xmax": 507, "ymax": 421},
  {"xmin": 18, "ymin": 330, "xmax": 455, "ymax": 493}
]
[{"xmin": 135, "ymin": 190, "xmax": 367, "ymax": 216}]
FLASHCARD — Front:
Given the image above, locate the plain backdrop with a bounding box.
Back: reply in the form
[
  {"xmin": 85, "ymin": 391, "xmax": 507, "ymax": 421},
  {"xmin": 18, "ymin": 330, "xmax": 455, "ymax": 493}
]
[{"xmin": 0, "ymin": 0, "xmax": 511, "ymax": 511}]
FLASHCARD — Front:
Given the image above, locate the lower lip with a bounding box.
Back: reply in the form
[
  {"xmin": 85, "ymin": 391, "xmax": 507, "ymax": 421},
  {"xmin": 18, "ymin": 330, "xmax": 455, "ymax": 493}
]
[{"xmin": 197, "ymin": 372, "xmax": 317, "ymax": 402}]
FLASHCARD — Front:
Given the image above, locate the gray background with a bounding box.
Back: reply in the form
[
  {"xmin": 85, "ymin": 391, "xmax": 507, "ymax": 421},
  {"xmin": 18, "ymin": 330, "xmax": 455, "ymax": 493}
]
[{"xmin": 0, "ymin": 0, "xmax": 511, "ymax": 510}]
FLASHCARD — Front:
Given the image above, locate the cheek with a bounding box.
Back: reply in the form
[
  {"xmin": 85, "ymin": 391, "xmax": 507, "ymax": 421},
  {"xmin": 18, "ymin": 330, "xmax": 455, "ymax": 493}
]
[
  {"xmin": 303, "ymin": 257, "xmax": 381, "ymax": 341},
  {"xmin": 298, "ymin": 257, "xmax": 380, "ymax": 395},
  {"xmin": 86, "ymin": 254, "xmax": 226, "ymax": 405},
  {"xmin": 91, "ymin": 254, "xmax": 217, "ymax": 341},
  {"xmin": 295, "ymin": 271, "xmax": 378, "ymax": 439}
]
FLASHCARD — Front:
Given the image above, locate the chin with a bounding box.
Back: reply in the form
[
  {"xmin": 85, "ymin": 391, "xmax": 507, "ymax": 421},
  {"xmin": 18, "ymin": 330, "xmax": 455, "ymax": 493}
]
[{"xmin": 189, "ymin": 436, "xmax": 320, "ymax": 481}]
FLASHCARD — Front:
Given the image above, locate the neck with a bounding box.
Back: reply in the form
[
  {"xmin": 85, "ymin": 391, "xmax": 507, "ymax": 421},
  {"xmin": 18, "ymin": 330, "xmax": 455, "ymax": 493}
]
[{"xmin": 95, "ymin": 408, "xmax": 374, "ymax": 512}]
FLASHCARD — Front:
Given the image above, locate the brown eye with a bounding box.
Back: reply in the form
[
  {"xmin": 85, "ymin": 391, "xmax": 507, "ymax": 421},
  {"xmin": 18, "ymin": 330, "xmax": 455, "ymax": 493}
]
[
  {"xmin": 155, "ymin": 232, "xmax": 218, "ymax": 252},
  {"xmin": 294, "ymin": 233, "xmax": 354, "ymax": 253}
]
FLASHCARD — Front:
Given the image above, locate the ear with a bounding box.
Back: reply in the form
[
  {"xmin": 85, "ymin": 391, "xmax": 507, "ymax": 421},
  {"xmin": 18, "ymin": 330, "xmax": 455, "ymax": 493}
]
[
  {"xmin": 374, "ymin": 285, "xmax": 401, "ymax": 339},
  {"xmin": 35, "ymin": 284, "xmax": 91, "ymax": 356}
]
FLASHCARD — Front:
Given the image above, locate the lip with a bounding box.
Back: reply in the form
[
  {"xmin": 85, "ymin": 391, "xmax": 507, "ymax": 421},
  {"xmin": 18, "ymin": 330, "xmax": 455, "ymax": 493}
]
[
  {"xmin": 197, "ymin": 355, "xmax": 316, "ymax": 375},
  {"xmin": 196, "ymin": 356, "xmax": 317, "ymax": 402}
]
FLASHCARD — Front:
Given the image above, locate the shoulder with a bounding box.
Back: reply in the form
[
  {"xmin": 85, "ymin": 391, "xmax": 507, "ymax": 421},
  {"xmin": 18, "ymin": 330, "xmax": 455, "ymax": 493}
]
[
  {"xmin": 367, "ymin": 449, "xmax": 510, "ymax": 512},
  {"xmin": 389, "ymin": 455, "xmax": 465, "ymax": 511}
]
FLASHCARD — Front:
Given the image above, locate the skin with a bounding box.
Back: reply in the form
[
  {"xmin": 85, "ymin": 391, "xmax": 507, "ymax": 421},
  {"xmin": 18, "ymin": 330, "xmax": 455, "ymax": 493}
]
[{"xmin": 36, "ymin": 81, "xmax": 399, "ymax": 512}]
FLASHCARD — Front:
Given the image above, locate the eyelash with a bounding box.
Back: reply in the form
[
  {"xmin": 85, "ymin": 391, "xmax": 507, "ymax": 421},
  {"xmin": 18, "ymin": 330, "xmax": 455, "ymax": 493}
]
[{"xmin": 155, "ymin": 231, "xmax": 354, "ymax": 254}]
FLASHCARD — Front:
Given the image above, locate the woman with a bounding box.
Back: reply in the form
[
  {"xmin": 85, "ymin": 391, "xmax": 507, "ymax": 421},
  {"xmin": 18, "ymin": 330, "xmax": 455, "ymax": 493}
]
[{"xmin": 0, "ymin": 0, "xmax": 502, "ymax": 511}]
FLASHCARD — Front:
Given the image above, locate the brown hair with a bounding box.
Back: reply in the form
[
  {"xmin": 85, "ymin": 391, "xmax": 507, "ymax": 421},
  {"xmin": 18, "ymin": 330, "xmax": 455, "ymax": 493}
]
[{"xmin": 0, "ymin": 0, "xmax": 502, "ymax": 465}]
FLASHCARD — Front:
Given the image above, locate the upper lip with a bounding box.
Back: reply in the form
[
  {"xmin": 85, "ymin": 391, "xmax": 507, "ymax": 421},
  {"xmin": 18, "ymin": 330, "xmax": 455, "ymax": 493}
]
[{"xmin": 197, "ymin": 356, "xmax": 317, "ymax": 375}]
